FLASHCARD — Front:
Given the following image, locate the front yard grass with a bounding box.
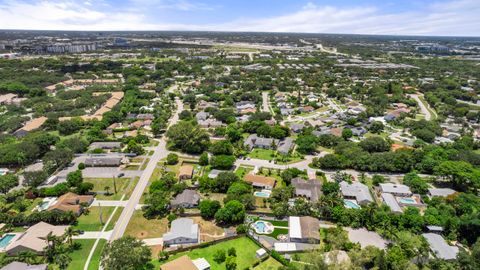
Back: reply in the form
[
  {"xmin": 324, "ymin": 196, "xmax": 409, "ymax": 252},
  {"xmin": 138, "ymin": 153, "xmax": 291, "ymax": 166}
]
[
  {"xmin": 248, "ymin": 148, "xmax": 276, "ymax": 161},
  {"xmin": 84, "ymin": 177, "xmax": 134, "ymax": 200},
  {"xmin": 74, "ymin": 206, "xmax": 117, "ymax": 231},
  {"xmin": 235, "ymin": 165, "xmax": 254, "ymax": 178},
  {"xmin": 87, "ymin": 239, "xmax": 107, "ymax": 270},
  {"xmin": 67, "ymin": 239, "xmax": 95, "ymax": 270},
  {"xmin": 156, "ymin": 237, "xmax": 261, "ymax": 270},
  {"xmin": 125, "ymin": 210, "xmax": 169, "ymax": 239}
]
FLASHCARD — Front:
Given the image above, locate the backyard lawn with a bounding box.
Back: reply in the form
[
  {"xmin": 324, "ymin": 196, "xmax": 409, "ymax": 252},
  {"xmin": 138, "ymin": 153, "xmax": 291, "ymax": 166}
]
[
  {"xmin": 253, "ymin": 257, "xmax": 283, "ymax": 270},
  {"xmin": 248, "ymin": 148, "xmax": 276, "ymax": 160},
  {"xmin": 125, "ymin": 210, "xmax": 169, "ymax": 239},
  {"xmin": 156, "ymin": 237, "xmax": 261, "ymax": 270},
  {"xmin": 74, "ymin": 206, "xmax": 118, "ymax": 231}
]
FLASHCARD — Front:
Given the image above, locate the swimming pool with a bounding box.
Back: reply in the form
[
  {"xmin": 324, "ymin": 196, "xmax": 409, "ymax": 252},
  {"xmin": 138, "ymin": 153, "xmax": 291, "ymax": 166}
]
[
  {"xmin": 251, "ymin": 220, "xmax": 274, "ymax": 234},
  {"xmin": 399, "ymin": 198, "xmax": 416, "ymax": 204},
  {"xmin": 0, "ymin": 234, "xmax": 15, "ymax": 248},
  {"xmin": 254, "ymin": 190, "xmax": 272, "ymax": 198},
  {"xmin": 344, "ymin": 199, "xmax": 361, "ymax": 209}
]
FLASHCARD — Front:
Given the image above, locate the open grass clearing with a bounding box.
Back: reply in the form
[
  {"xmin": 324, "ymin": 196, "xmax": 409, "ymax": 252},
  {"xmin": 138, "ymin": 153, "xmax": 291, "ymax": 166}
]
[
  {"xmin": 248, "ymin": 148, "xmax": 276, "ymax": 161},
  {"xmin": 84, "ymin": 177, "xmax": 135, "ymax": 200},
  {"xmin": 253, "ymin": 257, "xmax": 284, "ymax": 270},
  {"xmin": 67, "ymin": 239, "xmax": 96, "ymax": 270},
  {"xmin": 125, "ymin": 210, "xmax": 169, "ymax": 239},
  {"xmin": 74, "ymin": 206, "xmax": 118, "ymax": 231}
]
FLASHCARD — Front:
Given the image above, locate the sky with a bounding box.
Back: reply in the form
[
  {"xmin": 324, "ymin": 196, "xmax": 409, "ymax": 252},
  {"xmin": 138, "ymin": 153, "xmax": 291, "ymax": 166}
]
[{"xmin": 0, "ymin": 0, "xmax": 479, "ymax": 36}]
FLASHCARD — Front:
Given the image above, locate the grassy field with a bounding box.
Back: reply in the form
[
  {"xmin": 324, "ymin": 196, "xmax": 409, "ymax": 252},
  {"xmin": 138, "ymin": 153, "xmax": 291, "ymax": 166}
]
[
  {"xmin": 67, "ymin": 239, "xmax": 96, "ymax": 270},
  {"xmin": 84, "ymin": 177, "xmax": 137, "ymax": 200},
  {"xmin": 253, "ymin": 257, "xmax": 284, "ymax": 270},
  {"xmin": 87, "ymin": 239, "xmax": 107, "ymax": 270},
  {"xmin": 156, "ymin": 237, "xmax": 261, "ymax": 270},
  {"xmin": 125, "ymin": 210, "xmax": 169, "ymax": 239},
  {"xmin": 248, "ymin": 149, "xmax": 276, "ymax": 161},
  {"xmin": 74, "ymin": 207, "xmax": 117, "ymax": 231},
  {"xmin": 276, "ymin": 151, "xmax": 304, "ymax": 165}
]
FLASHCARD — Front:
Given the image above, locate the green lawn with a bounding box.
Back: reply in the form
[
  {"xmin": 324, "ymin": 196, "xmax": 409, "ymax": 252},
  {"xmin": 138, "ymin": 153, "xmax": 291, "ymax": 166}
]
[
  {"xmin": 253, "ymin": 257, "xmax": 283, "ymax": 270},
  {"xmin": 67, "ymin": 239, "xmax": 96, "ymax": 270},
  {"xmin": 156, "ymin": 237, "xmax": 261, "ymax": 270},
  {"xmin": 84, "ymin": 177, "xmax": 135, "ymax": 200},
  {"xmin": 248, "ymin": 148, "xmax": 276, "ymax": 161},
  {"xmin": 87, "ymin": 239, "xmax": 107, "ymax": 270},
  {"xmin": 74, "ymin": 207, "xmax": 117, "ymax": 231},
  {"xmin": 235, "ymin": 166, "xmax": 254, "ymax": 178},
  {"xmin": 276, "ymin": 151, "xmax": 304, "ymax": 165},
  {"xmin": 125, "ymin": 210, "xmax": 169, "ymax": 239}
]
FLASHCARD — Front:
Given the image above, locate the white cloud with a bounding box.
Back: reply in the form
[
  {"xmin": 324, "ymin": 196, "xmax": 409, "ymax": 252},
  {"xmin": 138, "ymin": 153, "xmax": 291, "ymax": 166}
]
[{"xmin": 0, "ymin": 0, "xmax": 478, "ymax": 36}]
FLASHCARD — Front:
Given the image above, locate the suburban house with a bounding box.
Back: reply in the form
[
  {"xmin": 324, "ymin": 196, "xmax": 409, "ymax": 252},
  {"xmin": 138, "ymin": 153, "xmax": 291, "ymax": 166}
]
[
  {"xmin": 427, "ymin": 188, "xmax": 456, "ymax": 198},
  {"xmin": 170, "ymin": 189, "xmax": 200, "ymax": 209},
  {"xmin": 289, "ymin": 216, "xmax": 320, "ymax": 244},
  {"xmin": 244, "ymin": 134, "xmax": 278, "ymax": 150},
  {"xmin": 277, "ymin": 137, "xmax": 295, "ymax": 155},
  {"xmin": 381, "ymin": 193, "xmax": 403, "ymax": 214},
  {"xmin": 195, "ymin": 111, "xmax": 209, "ymax": 121},
  {"xmin": 48, "ymin": 192, "xmax": 94, "ymax": 216},
  {"xmin": 88, "ymin": 142, "xmax": 122, "ymax": 151},
  {"xmin": 6, "ymin": 222, "xmax": 69, "ymax": 255},
  {"xmin": 291, "ymin": 178, "xmax": 322, "ymax": 202},
  {"xmin": 84, "ymin": 157, "xmax": 123, "ymax": 167},
  {"xmin": 13, "ymin": 116, "xmax": 48, "ymax": 138},
  {"xmin": 161, "ymin": 255, "xmax": 210, "ymax": 270},
  {"xmin": 244, "ymin": 174, "xmax": 276, "ymax": 190},
  {"xmin": 422, "ymin": 233, "xmax": 459, "ymax": 260},
  {"xmin": 178, "ymin": 165, "xmax": 194, "ymax": 180},
  {"xmin": 289, "ymin": 123, "xmax": 306, "ymax": 133},
  {"xmin": 198, "ymin": 119, "xmax": 223, "ymax": 128},
  {"xmin": 163, "ymin": 218, "xmax": 199, "ymax": 246},
  {"xmin": 340, "ymin": 181, "xmax": 374, "ymax": 205},
  {"xmin": 1, "ymin": 262, "xmax": 48, "ymax": 270},
  {"xmin": 379, "ymin": 183, "xmax": 412, "ymax": 197}
]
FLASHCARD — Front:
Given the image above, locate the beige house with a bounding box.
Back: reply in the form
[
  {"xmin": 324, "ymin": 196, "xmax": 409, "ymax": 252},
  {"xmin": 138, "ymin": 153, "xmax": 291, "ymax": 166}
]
[
  {"xmin": 6, "ymin": 222, "xmax": 69, "ymax": 255},
  {"xmin": 178, "ymin": 165, "xmax": 194, "ymax": 180}
]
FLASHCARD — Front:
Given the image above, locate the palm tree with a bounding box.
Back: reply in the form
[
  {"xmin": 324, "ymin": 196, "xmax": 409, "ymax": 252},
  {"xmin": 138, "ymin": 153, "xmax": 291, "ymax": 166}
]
[
  {"xmin": 55, "ymin": 253, "xmax": 71, "ymax": 270},
  {"xmin": 17, "ymin": 251, "xmax": 38, "ymax": 265},
  {"xmin": 104, "ymin": 185, "xmax": 111, "ymax": 195},
  {"xmin": 64, "ymin": 227, "xmax": 80, "ymax": 246}
]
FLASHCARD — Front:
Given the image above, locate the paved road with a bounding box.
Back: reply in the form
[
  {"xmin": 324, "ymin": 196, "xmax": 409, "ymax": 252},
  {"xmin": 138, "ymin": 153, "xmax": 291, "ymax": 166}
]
[
  {"xmin": 73, "ymin": 230, "xmax": 112, "ymax": 240},
  {"xmin": 410, "ymin": 94, "xmax": 434, "ymax": 120},
  {"xmin": 261, "ymin": 91, "xmax": 270, "ymax": 113},
  {"xmin": 109, "ymin": 98, "xmax": 183, "ymax": 241}
]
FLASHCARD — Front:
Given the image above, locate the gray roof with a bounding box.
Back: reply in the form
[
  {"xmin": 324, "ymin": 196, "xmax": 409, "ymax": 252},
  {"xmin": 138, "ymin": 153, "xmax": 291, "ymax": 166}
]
[
  {"xmin": 196, "ymin": 111, "xmax": 209, "ymax": 121},
  {"xmin": 244, "ymin": 134, "xmax": 278, "ymax": 149},
  {"xmin": 208, "ymin": 169, "xmax": 224, "ymax": 179},
  {"xmin": 163, "ymin": 218, "xmax": 199, "ymax": 242},
  {"xmin": 171, "ymin": 190, "xmax": 200, "ymax": 206},
  {"xmin": 379, "ymin": 183, "xmax": 412, "ymax": 195},
  {"xmin": 1, "ymin": 262, "xmax": 48, "ymax": 270},
  {"xmin": 291, "ymin": 178, "xmax": 322, "ymax": 202},
  {"xmin": 381, "ymin": 193, "xmax": 403, "ymax": 213},
  {"xmin": 84, "ymin": 157, "xmax": 122, "ymax": 166},
  {"xmin": 290, "ymin": 123, "xmax": 305, "ymax": 132},
  {"xmin": 277, "ymin": 137, "xmax": 295, "ymax": 154},
  {"xmin": 340, "ymin": 181, "xmax": 374, "ymax": 204},
  {"xmin": 89, "ymin": 142, "xmax": 122, "ymax": 150},
  {"xmin": 428, "ymin": 188, "xmax": 456, "ymax": 197},
  {"xmin": 422, "ymin": 233, "xmax": 459, "ymax": 260}
]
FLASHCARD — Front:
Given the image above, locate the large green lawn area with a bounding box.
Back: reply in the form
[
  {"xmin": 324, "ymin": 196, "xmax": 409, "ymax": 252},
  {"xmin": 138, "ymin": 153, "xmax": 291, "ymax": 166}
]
[
  {"xmin": 248, "ymin": 148, "xmax": 276, "ymax": 161},
  {"xmin": 74, "ymin": 206, "xmax": 120, "ymax": 231},
  {"xmin": 155, "ymin": 237, "xmax": 261, "ymax": 270},
  {"xmin": 84, "ymin": 177, "xmax": 137, "ymax": 200}
]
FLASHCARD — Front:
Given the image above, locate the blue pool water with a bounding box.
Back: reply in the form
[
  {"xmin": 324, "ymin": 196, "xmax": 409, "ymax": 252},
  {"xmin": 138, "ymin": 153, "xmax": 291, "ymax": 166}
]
[
  {"xmin": 0, "ymin": 234, "xmax": 15, "ymax": 248},
  {"xmin": 344, "ymin": 200, "xmax": 361, "ymax": 209},
  {"xmin": 399, "ymin": 198, "xmax": 416, "ymax": 204},
  {"xmin": 254, "ymin": 221, "xmax": 267, "ymax": 233},
  {"xmin": 254, "ymin": 191, "xmax": 271, "ymax": 198}
]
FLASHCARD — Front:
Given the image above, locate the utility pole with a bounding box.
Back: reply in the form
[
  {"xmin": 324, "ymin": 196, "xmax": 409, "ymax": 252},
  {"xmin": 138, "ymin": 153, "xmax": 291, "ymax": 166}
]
[
  {"xmin": 98, "ymin": 202, "xmax": 103, "ymax": 225},
  {"xmin": 113, "ymin": 174, "xmax": 117, "ymax": 194}
]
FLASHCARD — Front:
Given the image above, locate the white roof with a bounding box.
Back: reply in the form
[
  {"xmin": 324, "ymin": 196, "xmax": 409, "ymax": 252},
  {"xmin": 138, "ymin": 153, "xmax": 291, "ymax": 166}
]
[
  {"xmin": 379, "ymin": 183, "xmax": 411, "ymax": 195},
  {"xmin": 422, "ymin": 233, "xmax": 459, "ymax": 260},
  {"xmin": 288, "ymin": 216, "xmax": 302, "ymax": 239},
  {"xmin": 428, "ymin": 188, "xmax": 456, "ymax": 197},
  {"xmin": 381, "ymin": 193, "xmax": 403, "ymax": 213},
  {"xmin": 274, "ymin": 242, "xmax": 297, "ymax": 252},
  {"xmin": 256, "ymin": 248, "xmax": 267, "ymax": 256},
  {"xmin": 163, "ymin": 218, "xmax": 198, "ymax": 241},
  {"xmin": 192, "ymin": 258, "xmax": 210, "ymax": 270}
]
